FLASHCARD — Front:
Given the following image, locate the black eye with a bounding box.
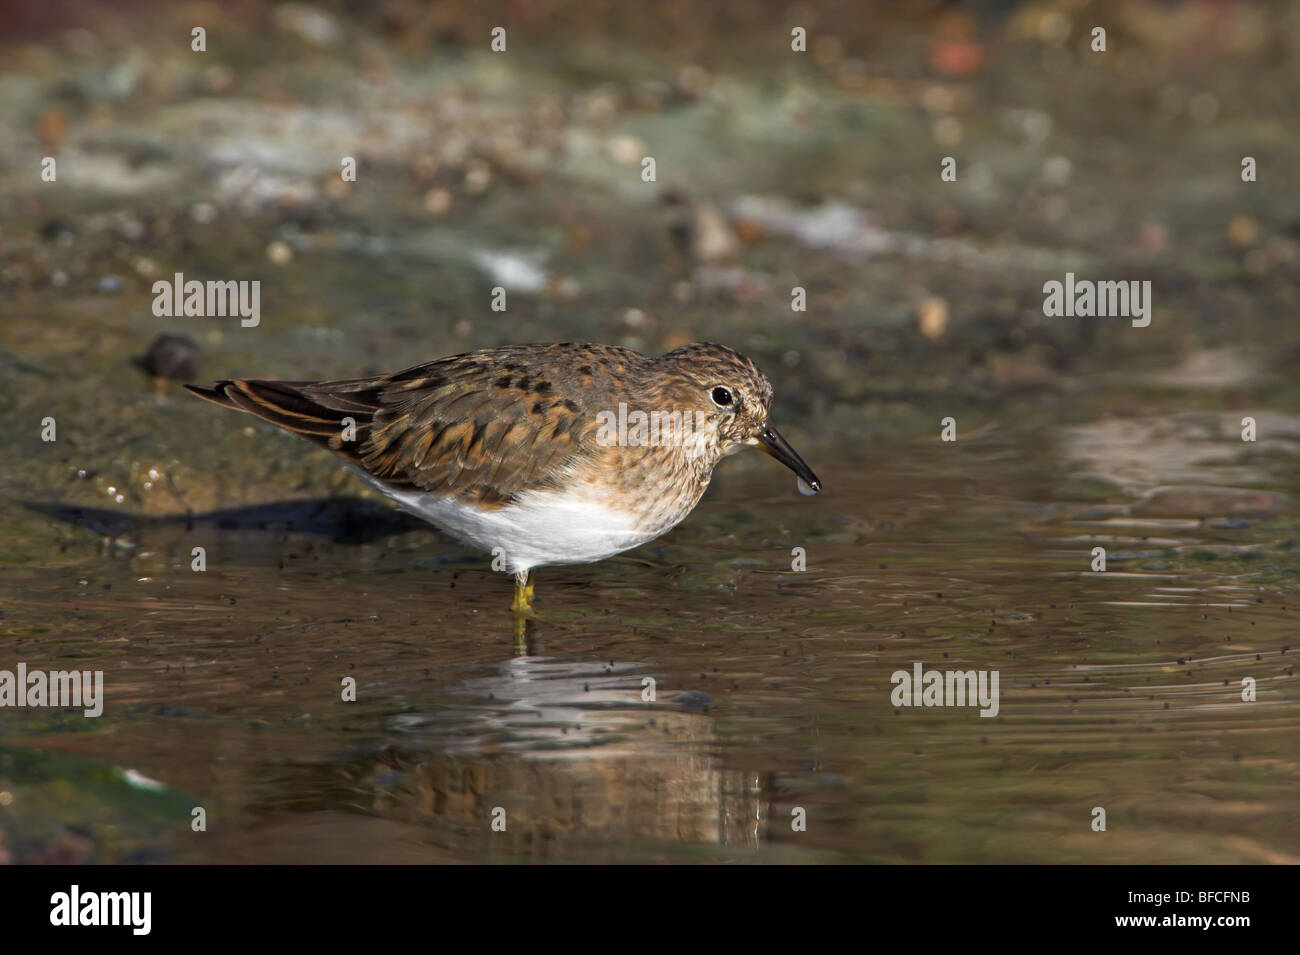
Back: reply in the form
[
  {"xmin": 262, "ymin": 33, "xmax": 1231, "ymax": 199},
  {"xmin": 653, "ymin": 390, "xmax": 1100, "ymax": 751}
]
[{"xmin": 710, "ymin": 386, "xmax": 734, "ymax": 407}]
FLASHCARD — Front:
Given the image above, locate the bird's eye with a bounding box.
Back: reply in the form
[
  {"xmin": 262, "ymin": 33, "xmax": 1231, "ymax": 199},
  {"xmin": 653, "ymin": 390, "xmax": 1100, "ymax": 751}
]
[{"xmin": 710, "ymin": 386, "xmax": 734, "ymax": 408}]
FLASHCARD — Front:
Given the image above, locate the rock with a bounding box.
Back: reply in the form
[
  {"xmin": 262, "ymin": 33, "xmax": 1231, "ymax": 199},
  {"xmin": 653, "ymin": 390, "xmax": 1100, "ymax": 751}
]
[{"xmin": 135, "ymin": 333, "xmax": 201, "ymax": 381}]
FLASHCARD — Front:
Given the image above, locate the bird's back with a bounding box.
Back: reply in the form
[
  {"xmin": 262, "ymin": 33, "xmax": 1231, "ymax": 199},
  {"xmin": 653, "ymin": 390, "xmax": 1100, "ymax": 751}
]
[{"xmin": 185, "ymin": 342, "xmax": 656, "ymax": 510}]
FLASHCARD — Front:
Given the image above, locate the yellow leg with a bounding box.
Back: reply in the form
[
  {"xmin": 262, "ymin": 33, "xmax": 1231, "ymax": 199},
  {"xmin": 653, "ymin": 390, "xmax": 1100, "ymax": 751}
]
[
  {"xmin": 511, "ymin": 571, "xmax": 538, "ymax": 654},
  {"xmin": 510, "ymin": 570, "xmax": 536, "ymax": 615}
]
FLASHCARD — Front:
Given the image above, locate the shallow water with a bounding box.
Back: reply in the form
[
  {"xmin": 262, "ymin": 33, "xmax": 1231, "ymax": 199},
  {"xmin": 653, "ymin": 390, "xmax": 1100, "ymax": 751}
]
[{"xmin": 4, "ymin": 371, "xmax": 1298, "ymax": 864}]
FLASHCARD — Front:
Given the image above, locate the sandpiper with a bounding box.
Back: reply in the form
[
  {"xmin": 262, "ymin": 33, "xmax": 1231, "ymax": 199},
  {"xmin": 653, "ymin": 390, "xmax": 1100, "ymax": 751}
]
[{"xmin": 187, "ymin": 341, "xmax": 821, "ymax": 621}]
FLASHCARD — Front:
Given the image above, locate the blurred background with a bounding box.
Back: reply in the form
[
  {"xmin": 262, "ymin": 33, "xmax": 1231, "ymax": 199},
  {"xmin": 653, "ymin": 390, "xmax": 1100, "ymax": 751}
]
[{"xmin": 1, "ymin": 0, "xmax": 1298, "ymax": 864}]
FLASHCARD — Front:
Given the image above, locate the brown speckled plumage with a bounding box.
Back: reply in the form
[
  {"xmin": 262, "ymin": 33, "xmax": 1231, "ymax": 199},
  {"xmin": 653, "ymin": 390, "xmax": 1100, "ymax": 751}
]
[{"xmin": 187, "ymin": 341, "xmax": 820, "ymax": 605}]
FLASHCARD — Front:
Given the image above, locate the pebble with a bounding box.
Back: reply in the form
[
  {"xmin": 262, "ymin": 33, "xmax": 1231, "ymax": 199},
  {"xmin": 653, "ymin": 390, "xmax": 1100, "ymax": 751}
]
[
  {"xmin": 423, "ymin": 188, "xmax": 452, "ymax": 215},
  {"xmin": 266, "ymin": 240, "xmax": 293, "ymax": 265},
  {"xmin": 917, "ymin": 296, "xmax": 949, "ymax": 341}
]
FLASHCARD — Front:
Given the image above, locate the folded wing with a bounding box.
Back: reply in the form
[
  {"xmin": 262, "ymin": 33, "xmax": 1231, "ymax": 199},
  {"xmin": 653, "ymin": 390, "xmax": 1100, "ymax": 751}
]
[{"xmin": 185, "ymin": 352, "xmax": 602, "ymax": 508}]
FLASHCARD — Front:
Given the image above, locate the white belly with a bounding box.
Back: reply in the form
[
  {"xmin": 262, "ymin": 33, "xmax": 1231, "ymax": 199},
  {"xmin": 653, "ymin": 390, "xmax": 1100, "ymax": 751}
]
[{"xmin": 356, "ymin": 470, "xmax": 665, "ymax": 575}]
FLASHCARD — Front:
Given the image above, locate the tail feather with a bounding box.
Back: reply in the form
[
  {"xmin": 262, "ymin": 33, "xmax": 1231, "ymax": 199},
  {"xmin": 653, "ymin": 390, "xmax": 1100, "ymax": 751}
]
[
  {"xmin": 185, "ymin": 379, "xmax": 375, "ymax": 456},
  {"xmin": 183, "ymin": 382, "xmax": 238, "ymax": 408},
  {"xmin": 225, "ymin": 380, "xmax": 343, "ymax": 434}
]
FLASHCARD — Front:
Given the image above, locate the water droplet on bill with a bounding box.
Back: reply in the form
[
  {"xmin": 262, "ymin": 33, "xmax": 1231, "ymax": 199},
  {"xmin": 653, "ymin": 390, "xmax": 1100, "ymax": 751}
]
[{"xmin": 797, "ymin": 477, "xmax": 817, "ymax": 496}]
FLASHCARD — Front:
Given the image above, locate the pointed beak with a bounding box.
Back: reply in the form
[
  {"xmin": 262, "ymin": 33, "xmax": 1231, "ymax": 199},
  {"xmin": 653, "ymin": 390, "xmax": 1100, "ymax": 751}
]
[{"xmin": 758, "ymin": 426, "xmax": 822, "ymax": 494}]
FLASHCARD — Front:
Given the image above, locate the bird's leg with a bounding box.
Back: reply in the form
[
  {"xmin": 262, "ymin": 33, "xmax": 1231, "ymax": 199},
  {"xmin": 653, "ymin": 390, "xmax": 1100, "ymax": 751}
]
[
  {"xmin": 511, "ymin": 571, "xmax": 538, "ymax": 651},
  {"xmin": 511, "ymin": 570, "xmax": 536, "ymax": 616}
]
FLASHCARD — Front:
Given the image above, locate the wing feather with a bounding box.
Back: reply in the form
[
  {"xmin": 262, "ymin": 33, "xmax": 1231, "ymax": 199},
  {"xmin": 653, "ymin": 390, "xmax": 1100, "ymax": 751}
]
[{"xmin": 186, "ymin": 344, "xmax": 629, "ymax": 508}]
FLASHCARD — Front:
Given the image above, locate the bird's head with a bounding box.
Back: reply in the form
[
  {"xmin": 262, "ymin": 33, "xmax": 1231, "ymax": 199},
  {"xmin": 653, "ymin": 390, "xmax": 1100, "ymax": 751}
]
[{"xmin": 653, "ymin": 342, "xmax": 821, "ymax": 494}]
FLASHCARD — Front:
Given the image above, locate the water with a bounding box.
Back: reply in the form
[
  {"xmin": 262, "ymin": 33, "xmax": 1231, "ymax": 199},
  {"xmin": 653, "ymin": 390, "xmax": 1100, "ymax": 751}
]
[{"xmin": 4, "ymin": 372, "xmax": 1297, "ymax": 863}]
